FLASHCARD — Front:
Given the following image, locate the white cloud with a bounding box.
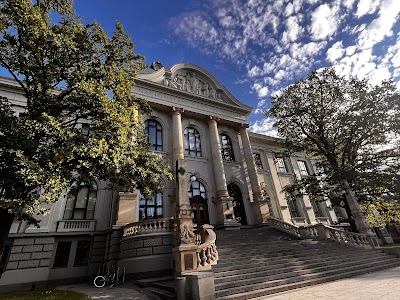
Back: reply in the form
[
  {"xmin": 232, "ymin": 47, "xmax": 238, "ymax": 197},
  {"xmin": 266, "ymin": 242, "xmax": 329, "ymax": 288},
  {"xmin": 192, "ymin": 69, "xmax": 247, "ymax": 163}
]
[
  {"xmin": 327, "ymin": 41, "xmax": 344, "ymax": 62},
  {"xmin": 309, "ymin": 3, "xmax": 340, "ymax": 40},
  {"xmin": 253, "ymin": 82, "xmax": 269, "ymax": 98},
  {"xmin": 248, "ymin": 65, "xmax": 262, "ymax": 77},
  {"xmin": 249, "ymin": 117, "xmax": 278, "ymax": 137},
  {"xmin": 355, "ymin": 0, "xmax": 381, "ymax": 18}
]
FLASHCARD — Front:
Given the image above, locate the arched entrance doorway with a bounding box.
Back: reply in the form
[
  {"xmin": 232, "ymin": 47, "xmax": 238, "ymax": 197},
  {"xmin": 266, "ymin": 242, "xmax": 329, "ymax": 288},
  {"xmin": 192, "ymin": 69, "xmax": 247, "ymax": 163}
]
[
  {"xmin": 227, "ymin": 183, "xmax": 247, "ymax": 225},
  {"xmin": 188, "ymin": 180, "xmax": 209, "ymax": 226}
]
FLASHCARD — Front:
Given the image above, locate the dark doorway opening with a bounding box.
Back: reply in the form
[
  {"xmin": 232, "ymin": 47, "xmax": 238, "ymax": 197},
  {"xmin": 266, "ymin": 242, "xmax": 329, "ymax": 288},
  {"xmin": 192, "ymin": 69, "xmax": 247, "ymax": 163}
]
[{"xmin": 227, "ymin": 183, "xmax": 247, "ymax": 225}]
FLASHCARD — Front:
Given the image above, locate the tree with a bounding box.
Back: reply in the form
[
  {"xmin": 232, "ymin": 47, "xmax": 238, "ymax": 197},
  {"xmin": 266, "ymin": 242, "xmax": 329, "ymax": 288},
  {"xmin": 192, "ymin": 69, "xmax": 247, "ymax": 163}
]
[
  {"xmin": 267, "ymin": 67, "xmax": 400, "ymax": 234},
  {"xmin": 0, "ymin": 0, "xmax": 170, "ymax": 261}
]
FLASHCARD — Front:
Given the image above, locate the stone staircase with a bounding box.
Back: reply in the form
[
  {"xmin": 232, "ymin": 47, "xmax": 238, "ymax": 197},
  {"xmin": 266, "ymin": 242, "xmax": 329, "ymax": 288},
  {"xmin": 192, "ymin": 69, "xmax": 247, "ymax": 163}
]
[{"xmin": 214, "ymin": 226, "xmax": 400, "ymax": 299}]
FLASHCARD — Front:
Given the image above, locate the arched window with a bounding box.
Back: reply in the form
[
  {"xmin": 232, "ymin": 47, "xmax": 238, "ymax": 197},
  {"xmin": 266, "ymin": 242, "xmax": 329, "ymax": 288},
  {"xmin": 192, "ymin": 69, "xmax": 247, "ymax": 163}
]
[
  {"xmin": 184, "ymin": 127, "xmax": 202, "ymax": 157},
  {"xmin": 145, "ymin": 119, "xmax": 163, "ymax": 151},
  {"xmin": 188, "ymin": 180, "xmax": 207, "ymax": 199},
  {"xmin": 139, "ymin": 192, "xmax": 163, "ymax": 221},
  {"xmin": 220, "ymin": 134, "xmax": 235, "ymax": 161},
  {"xmin": 64, "ymin": 183, "xmax": 97, "ymax": 220}
]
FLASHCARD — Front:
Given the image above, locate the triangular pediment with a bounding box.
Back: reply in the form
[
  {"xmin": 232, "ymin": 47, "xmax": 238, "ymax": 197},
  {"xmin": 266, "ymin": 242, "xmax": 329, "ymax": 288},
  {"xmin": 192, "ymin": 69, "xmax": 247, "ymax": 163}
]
[{"xmin": 138, "ymin": 62, "xmax": 252, "ymax": 112}]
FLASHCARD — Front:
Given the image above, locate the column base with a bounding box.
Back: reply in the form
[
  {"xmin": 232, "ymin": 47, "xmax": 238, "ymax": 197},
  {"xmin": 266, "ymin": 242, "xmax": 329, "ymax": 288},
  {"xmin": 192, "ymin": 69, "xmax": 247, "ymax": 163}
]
[
  {"xmin": 251, "ymin": 200, "xmax": 269, "ymax": 225},
  {"xmin": 214, "ymin": 196, "xmax": 240, "ymax": 229}
]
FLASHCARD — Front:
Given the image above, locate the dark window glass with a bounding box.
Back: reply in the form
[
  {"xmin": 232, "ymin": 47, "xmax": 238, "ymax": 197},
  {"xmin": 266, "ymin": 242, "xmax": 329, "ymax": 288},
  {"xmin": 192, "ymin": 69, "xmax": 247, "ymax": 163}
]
[
  {"xmin": 286, "ymin": 195, "xmax": 301, "ymax": 218},
  {"xmin": 311, "ymin": 199, "xmax": 325, "ymax": 218},
  {"xmin": 139, "ymin": 192, "xmax": 163, "ymax": 221},
  {"xmin": 188, "ymin": 180, "xmax": 207, "ymax": 199},
  {"xmin": 220, "ymin": 134, "xmax": 235, "ymax": 161},
  {"xmin": 53, "ymin": 241, "xmax": 72, "ymax": 268},
  {"xmin": 298, "ymin": 160, "xmax": 309, "ymax": 176},
  {"xmin": 253, "ymin": 153, "xmax": 263, "ymax": 169},
  {"xmin": 184, "ymin": 127, "xmax": 202, "ymax": 157},
  {"xmin": 63, "ymin": 183, "xmax": 97, "ymax": 220},
  {"xmin": 74, "ymin": 240, "xmax": 91, "ymax": 266},
  {"xmin": 145, "ymin": 119, "xmax": 163, "ymax": 151}
]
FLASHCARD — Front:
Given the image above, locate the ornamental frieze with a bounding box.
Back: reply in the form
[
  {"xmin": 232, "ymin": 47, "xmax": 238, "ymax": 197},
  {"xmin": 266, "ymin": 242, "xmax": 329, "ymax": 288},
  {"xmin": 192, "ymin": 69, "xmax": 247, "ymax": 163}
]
[{"xmin": 163, "ymin": 71, "xmax": 223, "ymax": 101}]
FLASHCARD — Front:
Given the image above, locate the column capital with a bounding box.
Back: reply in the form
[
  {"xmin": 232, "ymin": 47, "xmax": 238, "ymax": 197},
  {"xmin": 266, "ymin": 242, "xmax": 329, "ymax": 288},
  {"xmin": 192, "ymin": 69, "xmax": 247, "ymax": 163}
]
[
  {"xmin": 204, "ymin": 115, "xmax": 220, "ymax": 124},
  {"xmin": 236, "ymin": 123, "xmax": 250, "ymax": 132},
  {"xmin": 170, "ymin": 107, "xmax": 185, "ymax": 115}
]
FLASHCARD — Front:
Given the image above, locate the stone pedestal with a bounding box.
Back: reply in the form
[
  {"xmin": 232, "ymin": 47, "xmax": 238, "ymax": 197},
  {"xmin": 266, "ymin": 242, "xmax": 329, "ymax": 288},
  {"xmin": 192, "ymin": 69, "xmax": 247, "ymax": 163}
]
[
  {"xmin": 251, "ymin": 200, "xmax": 269, "ymax": 224},
  {"xmin": 116, "ymin": 192, "xmax": 138, "ymax": 225},
  {"xmin": 186, "ymin": 272, "xmax": 216, "ymax": 300},
  {"xmin": 214, "ymin": 195, "xmax": 240, "ymax": 230}
]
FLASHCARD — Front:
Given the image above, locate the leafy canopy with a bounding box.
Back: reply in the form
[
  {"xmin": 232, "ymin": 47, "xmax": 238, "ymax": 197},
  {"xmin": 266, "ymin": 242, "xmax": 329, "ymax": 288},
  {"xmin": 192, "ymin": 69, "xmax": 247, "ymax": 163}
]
[
  {"xmin": 0, "ymin": 0, "xmax": 171, "ymax": 222},
  {"xmin": 267, "ymin": 67, "xmax": 400, "ymax": 225}
]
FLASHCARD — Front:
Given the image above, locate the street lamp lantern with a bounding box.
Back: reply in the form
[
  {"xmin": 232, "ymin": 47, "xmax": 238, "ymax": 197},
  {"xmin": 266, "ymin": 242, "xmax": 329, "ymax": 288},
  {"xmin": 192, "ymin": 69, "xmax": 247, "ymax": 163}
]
[{"xmin": 190, "ymin": 174, "xmax": 197, "ymax": 182}]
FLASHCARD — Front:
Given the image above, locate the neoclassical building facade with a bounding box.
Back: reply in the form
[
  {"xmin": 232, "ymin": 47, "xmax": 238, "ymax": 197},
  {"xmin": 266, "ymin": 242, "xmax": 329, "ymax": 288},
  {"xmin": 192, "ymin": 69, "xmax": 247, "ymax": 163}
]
[{"xmin": 0, "ymin": 63, "xmax": 345, "ymax": 290}]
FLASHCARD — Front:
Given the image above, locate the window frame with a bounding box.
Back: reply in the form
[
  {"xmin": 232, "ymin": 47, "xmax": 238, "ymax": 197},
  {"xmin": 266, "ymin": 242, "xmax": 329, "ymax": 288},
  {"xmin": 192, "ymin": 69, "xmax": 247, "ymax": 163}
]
[
  {"xmin": 144, "ymin": 119, "xmax": 163, "ymax": 151},
  {"xmin": 188, "ymin": 180, "xmax": 207, "ymax": 199},
  {"xmin": 184, "ymin": 127, "xmax": 202, "ymax": 157},
  {"xmin": 310, "ymin": 198, "xmax": 325, "ymax": 218},
  {"xmin": 63, "ymin": 183, "xmax": 97, "ymax": 220},
  {"xmin": 53, "ymin": 241, "xmax": 72, "ymax": 268},
  {"xmin": 220, "ymin": 134, "xmax": 235, "ymax": 162},
  {"xmin": 139, "ymin": 192, "xmax": 164, "ymax": 221},
  {"xmin": 286, "ymin": 194, "xmax": 301, "ymax": 218},
  {"xmin": 297, "ymin": 160, "xmax": 309, "ymax": 176},
  {"xmin": 276, "ymin": 158, "xmax": 288, "ymax": 173}
]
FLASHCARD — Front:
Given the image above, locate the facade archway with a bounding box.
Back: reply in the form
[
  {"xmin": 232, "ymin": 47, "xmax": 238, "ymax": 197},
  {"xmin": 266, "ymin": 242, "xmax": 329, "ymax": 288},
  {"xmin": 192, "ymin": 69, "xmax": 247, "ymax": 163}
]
[
  {"xmin": 188, "ymin": 180, "xmax": 209, "ymax": 226},
  {"xmin": 227, "ymin": 183, "xmax": 247, "ymax": 225}
]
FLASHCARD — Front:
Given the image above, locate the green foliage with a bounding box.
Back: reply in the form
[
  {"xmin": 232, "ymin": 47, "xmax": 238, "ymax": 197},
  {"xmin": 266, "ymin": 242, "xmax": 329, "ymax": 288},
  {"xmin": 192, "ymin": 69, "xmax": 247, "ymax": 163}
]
[
  {"xmin": 361, "ymin": 200, "xmax": 400, "ymax": 228},
  {"xmin": 0, "ymin": 0, "xmax": 171, "ymax": 222},
  {"xmin": 268, "ymin": 67, "xmax": 400, "ymax": 225}
]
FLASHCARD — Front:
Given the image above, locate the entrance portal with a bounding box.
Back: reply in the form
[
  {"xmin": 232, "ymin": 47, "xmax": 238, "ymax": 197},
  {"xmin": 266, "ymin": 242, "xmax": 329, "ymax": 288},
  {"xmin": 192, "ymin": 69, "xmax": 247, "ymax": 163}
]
[{"xmin": 227, "ymin": 183, "xmax": 247, "ymax": 225}]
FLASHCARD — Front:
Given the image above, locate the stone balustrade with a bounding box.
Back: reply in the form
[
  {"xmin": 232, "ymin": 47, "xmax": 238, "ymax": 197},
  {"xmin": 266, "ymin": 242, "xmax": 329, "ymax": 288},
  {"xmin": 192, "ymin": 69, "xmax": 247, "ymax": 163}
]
[
  {"xmin": 123, "ymin": 218, "xmax": 172, "ymax": 237},
  {"xmin": 57, "ymin": 220, "xmax": 96, "ymax": 232},
  {"xmin": 268, "ymin": 217, "xmax": 379, "ymax": 248},
  {"xmin": 194, "ymin": 225, "xmax": 218, "ymax": 271},
  {"xmin": 268, "ymin": 217, "xmax": 301, "ymax": 238}
]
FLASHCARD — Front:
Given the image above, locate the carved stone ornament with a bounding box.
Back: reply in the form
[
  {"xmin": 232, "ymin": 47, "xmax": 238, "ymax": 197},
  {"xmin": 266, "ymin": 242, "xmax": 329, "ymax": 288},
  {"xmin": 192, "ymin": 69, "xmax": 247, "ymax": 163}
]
[
  {"xmin": 165, "ymin": 70, "xmax": 222, "ymax": 101},
  {"xmin": 180, "ymin": 224, "xmax": 196, "ymax": 244}
]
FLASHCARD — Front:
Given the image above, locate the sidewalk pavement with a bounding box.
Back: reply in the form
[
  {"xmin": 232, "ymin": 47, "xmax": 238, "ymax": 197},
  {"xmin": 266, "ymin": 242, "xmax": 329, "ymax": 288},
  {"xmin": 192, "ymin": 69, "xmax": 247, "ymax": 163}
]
[
  {"xmin": 260, "ymin": 266, "xmax": 400, "ymax": 300},
  {"xmin": 60, "ymin": 266, "xmax": 400, "ymax": 300}
]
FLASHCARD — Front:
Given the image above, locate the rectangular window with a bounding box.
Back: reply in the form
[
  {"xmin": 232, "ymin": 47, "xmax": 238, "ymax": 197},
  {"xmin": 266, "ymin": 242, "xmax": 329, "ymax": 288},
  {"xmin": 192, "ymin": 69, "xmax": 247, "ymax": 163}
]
[
  {"xmin": 286, "ymin": 195, "xmax": 301, "ymax": 218},
  {"xmin": 53, "ymin": 241, "xmax": 72, "ymax": 268},
  {"xmin": 311, "ymin": 199, "xmax": 325, "ymax": 218},
  {"xmin": 276, "ymin": 158, "xmax": 287, "ymax": 173},
  {"xmin": 297, "ymin": 160, "xmax": 309, "ymax": 176},
  {"xmin": 74, "ymin": 240, "xmax": 91, "ymax": 266},
  {"xmin": 253, "ymin": 153, "xmax": 263, "ymax": 169}
]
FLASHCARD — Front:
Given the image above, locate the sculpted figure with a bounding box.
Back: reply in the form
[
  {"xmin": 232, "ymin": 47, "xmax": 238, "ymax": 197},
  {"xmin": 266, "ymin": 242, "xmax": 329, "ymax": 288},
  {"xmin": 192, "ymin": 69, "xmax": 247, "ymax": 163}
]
[
  {"xmin": 191, "ymin": 74, "xmax": 200, "ymax": 94},
  {"xmin": 202, "ymin": 82, "xmax": 209, "ymax": 97},
  {"xmin": 209, "ymin": 87, "xmax": 216, "ymax": 99}
]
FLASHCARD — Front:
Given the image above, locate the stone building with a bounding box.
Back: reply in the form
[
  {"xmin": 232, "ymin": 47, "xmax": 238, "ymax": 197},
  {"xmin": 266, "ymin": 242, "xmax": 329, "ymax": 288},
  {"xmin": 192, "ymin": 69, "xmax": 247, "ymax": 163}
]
[{"xmin": 0, "ymin": 63, "xmax": 345, "ymax": 290}]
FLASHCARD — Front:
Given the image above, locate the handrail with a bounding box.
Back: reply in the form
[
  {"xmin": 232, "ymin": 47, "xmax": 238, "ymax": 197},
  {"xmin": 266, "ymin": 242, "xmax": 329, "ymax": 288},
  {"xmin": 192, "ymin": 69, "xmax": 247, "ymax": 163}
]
[
  {"xmin": 193, "ymin": 224, "xmax": 218, "ymax": 271},
  {"xmin": 268, "ymin": 217, "xmax": 379, "ymax": 248},
  {"xmin": 268, "ymin": 217, "xmax": 301, "ymax": 238},
  {"xmin": 123, "ymin": 218, "xmax": 172, "ymax": 237}
]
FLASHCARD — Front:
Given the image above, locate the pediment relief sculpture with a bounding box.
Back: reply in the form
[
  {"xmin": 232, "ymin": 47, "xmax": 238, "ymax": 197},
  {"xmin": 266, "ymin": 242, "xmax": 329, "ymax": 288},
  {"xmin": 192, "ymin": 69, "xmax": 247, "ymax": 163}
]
[{"xmin": 164, "ymin": 70, "xmax": 223, "ymax": 101}]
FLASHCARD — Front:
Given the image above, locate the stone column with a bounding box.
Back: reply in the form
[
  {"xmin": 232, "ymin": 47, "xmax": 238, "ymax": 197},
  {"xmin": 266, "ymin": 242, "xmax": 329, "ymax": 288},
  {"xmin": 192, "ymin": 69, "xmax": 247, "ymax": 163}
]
[
  {"xmin": 170, "ymin": 107, "xmax": 197, "ymax": 276},
  {"xmin": 238, "ymin": 124, "xmax": 268, "ymax": 224},
  {"xmin": 206, "ymin": 116, "xmax": 238, "ymax": 229}
]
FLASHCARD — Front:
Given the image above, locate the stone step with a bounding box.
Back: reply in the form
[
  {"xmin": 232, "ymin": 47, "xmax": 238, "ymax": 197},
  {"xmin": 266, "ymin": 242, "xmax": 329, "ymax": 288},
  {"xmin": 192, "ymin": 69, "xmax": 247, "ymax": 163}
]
[
  {"xmin": 214, "ymin": 249, "xmax": 382, "ymax": 271},
  {"xmin": 215, "ymin": 261, "xmax": 400, "ymax": 300},
  {"xmin": 147, "ymin": 287, "xmax": 176, "ymax": 300},
  {"xmin": 215, "ymin": 258, "xmax": 400, "ymax": 298},
  {"xmin": 214, "ymin": 255, "xmax": 397, "ymax": 287},
  {"xmin": 214, "ymin": 252, "xmax": 391, "ymax": 281}
]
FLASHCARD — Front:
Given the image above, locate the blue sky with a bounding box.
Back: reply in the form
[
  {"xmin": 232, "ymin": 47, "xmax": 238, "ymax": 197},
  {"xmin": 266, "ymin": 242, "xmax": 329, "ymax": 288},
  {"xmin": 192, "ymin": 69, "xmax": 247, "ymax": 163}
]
[{"xmin": 5, "ymin": 0, "xmax": 400, "ymax": 136}]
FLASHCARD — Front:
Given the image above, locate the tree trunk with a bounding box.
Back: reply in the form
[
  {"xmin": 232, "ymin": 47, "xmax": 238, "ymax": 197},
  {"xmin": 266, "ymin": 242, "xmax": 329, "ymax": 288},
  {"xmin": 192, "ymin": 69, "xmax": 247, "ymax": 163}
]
[
  {"xmin": 0, "ymin": 208, "xmax": 14, "ymax": 263},
  {"xmin": 339, "ymin": 179, "xmax": 374, "ymax": 235}
]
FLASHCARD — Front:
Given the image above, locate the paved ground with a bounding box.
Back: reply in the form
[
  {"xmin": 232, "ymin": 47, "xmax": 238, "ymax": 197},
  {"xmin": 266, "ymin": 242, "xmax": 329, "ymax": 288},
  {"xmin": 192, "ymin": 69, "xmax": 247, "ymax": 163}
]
[
  {"xmin": 59, "ymin": 283, "xmax": 161, "ymax": 300},
  {"xmin": 60, "ymin": 266, "xmax": 400, "ymax": 300},
  {"xmin": 260, "ymin": 266, "xmax": 400, "ymax": 300}
]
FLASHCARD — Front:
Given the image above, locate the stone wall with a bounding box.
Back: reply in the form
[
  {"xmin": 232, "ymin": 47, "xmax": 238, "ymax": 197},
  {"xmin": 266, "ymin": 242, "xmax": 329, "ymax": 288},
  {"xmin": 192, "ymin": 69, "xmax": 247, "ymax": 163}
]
[
  {"xmin": 7, "ymin": 237, "xmax": 54, "ymax": 270},
  {"xmin": 119, "ymin": 233, "xmax": 173, "ymax": 259}
]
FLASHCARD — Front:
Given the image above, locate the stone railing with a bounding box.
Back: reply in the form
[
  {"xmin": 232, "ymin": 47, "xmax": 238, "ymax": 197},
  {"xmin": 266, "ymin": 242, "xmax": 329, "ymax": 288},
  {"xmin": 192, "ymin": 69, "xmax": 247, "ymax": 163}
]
[
  {"xmin": 194, "ymin": 225, "xmax": 218, "ymax": 271},
  {"xmin": 268, "ymin": 217, "xmax": 301, "ymax": 238},
  {"xmin": 123, "ymin": 218, "xmax": 172, "ymax": 237},
  {"xmin": 57, "ymin": 220, "xmax": 96, "ymax": 232},
  {"xmin": 268, "ymin": 217, "xmax": 379, "ymax": 248}
]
